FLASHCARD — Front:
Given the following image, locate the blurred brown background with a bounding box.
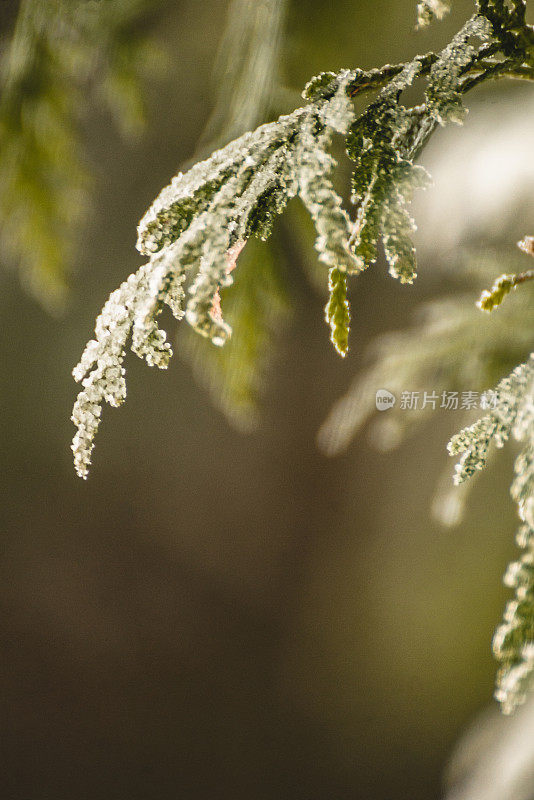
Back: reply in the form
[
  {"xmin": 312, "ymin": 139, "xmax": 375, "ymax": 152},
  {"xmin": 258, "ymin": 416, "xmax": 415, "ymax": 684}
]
[{"xmin": 0, "ymin": 1, "xmax": 526, "ymax": 798}]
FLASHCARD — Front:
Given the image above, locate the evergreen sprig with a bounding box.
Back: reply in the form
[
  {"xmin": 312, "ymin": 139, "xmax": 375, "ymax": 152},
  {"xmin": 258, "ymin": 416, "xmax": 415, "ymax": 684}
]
[
  {"xmin": 72, "ymin": 72, "xmax": 358, "ymax": 476},
  {"xmin": 449, "ymin": 357, "xmax": 534, "ymax": 713},
  {"xmin": 72, "ymin": 0, "xmax": 534, "ymax": 485},
  {"xmin": 346, "ymin": 57, "xmax": 432, "ymax": 283},
  {"xmin": 67, "ymin": 0, "xmax": 534, "ymax": 716},
  {"xmin": 445, "ymin": 234, "xmax": 534, "ymax": 713},
  {"xmin": 318, "ymin": 246, "xmax": 534, "ymax": 522}
]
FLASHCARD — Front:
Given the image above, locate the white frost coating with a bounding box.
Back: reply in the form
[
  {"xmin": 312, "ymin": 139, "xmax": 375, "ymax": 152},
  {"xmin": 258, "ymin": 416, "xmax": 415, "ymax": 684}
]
[
  {"xmin": 72, "ymin": 70, "xmax": 357, "ymax": 477},
  {"xmin": 448, "ymin": 357, "xmax": 534, "ymax": 712},
  {"xmin": 136, "ymin": 110, "xmax": 305, "ymax": 255},
  {"xmin": 71, "ymin": 248, "xmax": 185, "ymax": 478},
  {"xmin": 318, "ymin": 69, "xmax": 354, "ymax": 135},
  {"xmin": 298, "ymin": 140, "xmax": 361, "ymax": 273},
  {"xmin": 296, "ymin": 78, "xmax": 362, "ymax": 274},
  {"xmin": 182, "ymin": 146, "xmax": 295, "ymax": 342},
  {"xmin": 449, "ymin": 361, "xmax": 534, "ymax": 485},
  {"xmin": 426, "ymin": 15, "xmax": 491, "ymax": 126}
]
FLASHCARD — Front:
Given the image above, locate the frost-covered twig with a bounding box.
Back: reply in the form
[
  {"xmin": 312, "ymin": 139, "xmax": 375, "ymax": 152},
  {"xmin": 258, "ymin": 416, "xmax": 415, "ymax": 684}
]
[
  {"xmin": 72, "ymin": 0, "xmax": 534, "ymax": 483},
  {"xmin": 72, "ymin": 73, "xmax": 358, "ymax": 475},
  {"xmin": 449, "ymin": 357, "xmax": 534, "ymax": 713}
]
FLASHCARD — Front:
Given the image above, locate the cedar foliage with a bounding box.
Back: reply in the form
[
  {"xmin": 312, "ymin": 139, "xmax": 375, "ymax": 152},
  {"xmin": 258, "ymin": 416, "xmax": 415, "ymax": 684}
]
[{"xmin": 66, "ymin": 0, "xmax": 534, "ymax": 713}]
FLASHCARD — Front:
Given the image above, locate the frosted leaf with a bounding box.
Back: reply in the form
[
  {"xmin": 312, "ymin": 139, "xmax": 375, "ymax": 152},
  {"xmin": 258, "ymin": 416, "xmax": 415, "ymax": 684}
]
[
  {"xmin": 449, "ymin": 356, "xmax": 534, "ymax": 712},
  {"xmin": 136, "ymin": 110, "xmax": 305, "ymax": 256},
  {"xmin": 72, "ymin": 68, "xmax": 359, "ymax": 473},
  {"xmin": 478, "ymin": 274, "xmax": 517, "ymax": 311},
  {"xmin": 448, "ymin": 359, "xmax": 534, "ymax": 484},
  {"xmin": 71, "ymin": 249, "xmax": 186, "ymax": 478},
  {"xmin": 426, "ymin": 15, "xmax": 491, "ymax": 126},
  {"xmin": 317, "ymin": 69, "xmax": 355, "ymax": 134},
  {"xmin": 297, "ymin": 117, "xmax": 361, "ymax": 274},
  {"xmin": 69, "ymin": 8, "xmax": 534, "ymax": 709},
  {"xmin": 346, "ymin": 58, "xmax": 431, "ymax": 276},
  {"xmin": 381, "ymin": 189, "xmax": 419, "ymax": 283}
]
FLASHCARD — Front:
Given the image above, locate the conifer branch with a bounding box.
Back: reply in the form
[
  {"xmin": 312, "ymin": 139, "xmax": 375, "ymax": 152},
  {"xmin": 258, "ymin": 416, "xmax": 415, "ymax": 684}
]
[
  {"xmin": 72, "ymin": 0, "xmax": 534, "ymax": 485},
  {"xmin": 449, "ymin": 357, "xmax": 534, "ymax": 713},
  {"xmin": 447, "ymin": 237, "xmax": 534, "ymax": 714},
  {"xmin": 66, "ymin": 0, "xmax": 534, "ymax": 718}
]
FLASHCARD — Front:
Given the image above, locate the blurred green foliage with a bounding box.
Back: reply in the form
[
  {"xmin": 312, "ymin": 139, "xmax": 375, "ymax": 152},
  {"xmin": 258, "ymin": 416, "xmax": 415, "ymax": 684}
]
[{"xmin": 0, "ymin": 0, "xmax": 162, "ymax": 309}]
